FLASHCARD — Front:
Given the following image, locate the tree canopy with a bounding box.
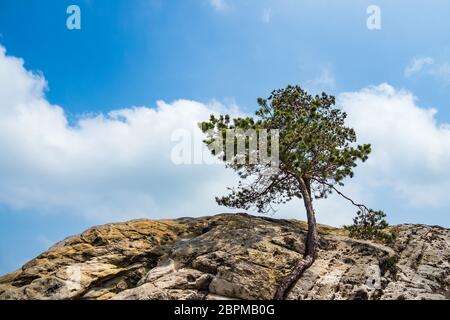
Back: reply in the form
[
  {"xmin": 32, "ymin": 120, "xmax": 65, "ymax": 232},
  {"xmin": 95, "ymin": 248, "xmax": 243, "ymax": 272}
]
[{"xmin": 200, "ymin": 85, "xmax": 371, "ymax": 213}]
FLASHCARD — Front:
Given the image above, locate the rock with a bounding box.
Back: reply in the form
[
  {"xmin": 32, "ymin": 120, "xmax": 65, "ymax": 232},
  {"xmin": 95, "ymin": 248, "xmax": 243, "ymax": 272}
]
[{"xmin": 0, "ymin": 213, "xmax": 448, "ymax": 300}]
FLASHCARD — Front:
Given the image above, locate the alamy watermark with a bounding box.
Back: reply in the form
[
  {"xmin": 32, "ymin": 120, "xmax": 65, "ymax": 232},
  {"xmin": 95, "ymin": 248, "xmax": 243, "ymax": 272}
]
[
  {"xmin": 64, "ymin": 4, "xmax": 381, "ymax": 32},
  {"xmin": 171, "ymin": 128, "xmax": 280, "ymax": 170},
  {"xmin": 367, "ymin": 5, "xmax": 381, "ymax": 30},
  {"xmin": 66, "ymin": 5, "xmax": 81, "ymax": 30}
]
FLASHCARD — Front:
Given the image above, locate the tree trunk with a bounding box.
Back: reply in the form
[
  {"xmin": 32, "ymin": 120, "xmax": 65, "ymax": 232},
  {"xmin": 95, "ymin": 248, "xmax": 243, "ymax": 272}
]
[{"xmin": 273, "ymin": 176, "xmax": 319, "ymax": 300}]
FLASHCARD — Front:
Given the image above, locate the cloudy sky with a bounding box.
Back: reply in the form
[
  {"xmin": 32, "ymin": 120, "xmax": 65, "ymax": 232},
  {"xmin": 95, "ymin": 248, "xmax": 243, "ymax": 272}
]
[{"xmin": 0, "ymin": 0, "xmax": 449, "ymax": 274}]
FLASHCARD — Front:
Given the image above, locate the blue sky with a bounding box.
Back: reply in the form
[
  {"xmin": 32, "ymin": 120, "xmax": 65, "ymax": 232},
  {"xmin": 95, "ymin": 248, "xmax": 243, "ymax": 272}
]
[{"xmin": 0, "ymin": 0, "xmax": 449, "ymax": 274}]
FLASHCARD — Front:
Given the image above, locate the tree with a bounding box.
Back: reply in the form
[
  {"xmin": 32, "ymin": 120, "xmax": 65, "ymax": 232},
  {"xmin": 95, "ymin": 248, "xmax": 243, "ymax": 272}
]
[
  {"xmin": 199, "ymin": 85, "xmax": 381, "ymax": 300},
  {"xmin": 345, "ymin": 209, "xmax": 395, "ymax": 243}
]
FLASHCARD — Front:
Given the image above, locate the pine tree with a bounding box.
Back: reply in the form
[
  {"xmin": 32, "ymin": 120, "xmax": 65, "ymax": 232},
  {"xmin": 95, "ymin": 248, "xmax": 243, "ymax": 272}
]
[{"xmin": 199, "ymin": 85, "xmax": 386, "ymax": 299}]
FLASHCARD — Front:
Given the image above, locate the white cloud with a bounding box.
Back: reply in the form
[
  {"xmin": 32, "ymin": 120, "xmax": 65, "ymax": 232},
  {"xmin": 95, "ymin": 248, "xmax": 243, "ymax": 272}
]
[
  {"xmin": 340, "ymin": 83, "xmax": 450, "ymax": 208},
  {"xmin": 405, "ymin": 56, "xmax": 450, "ymax": 85},
  {"xmin": 306, "ymin": 65, "xmax": 336, "ymax": 92},
  {"xmin": 404, "ymin": 57, "xmax": 434, "ymax": 77},
  {"xmin": 209, "ymin": 0, "xmax": 228, "ymax": 12},
  {"xmin": 1, "ymin": 46, "xmax": 449, "ymax": 227},
  {"xmin": 301, "ymin": 83, "xmax": 450, "ymax": 227},
  {"xmin": 0, "ymin": 45, "xmax": 361, "ymax": 227},
  {"xmin": 0, "ymin": 46, "xmax": 240, "ymax": 222}
]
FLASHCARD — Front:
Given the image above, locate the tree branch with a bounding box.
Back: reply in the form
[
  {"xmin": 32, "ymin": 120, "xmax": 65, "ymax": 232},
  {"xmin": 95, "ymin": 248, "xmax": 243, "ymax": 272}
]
[
  {"xmin": 241, "ymin": 175, "xmax": 292, "ymax": 205},
  {"xmin": 313, "ymin": 178, "xmax": 371, "ymax": 213}
]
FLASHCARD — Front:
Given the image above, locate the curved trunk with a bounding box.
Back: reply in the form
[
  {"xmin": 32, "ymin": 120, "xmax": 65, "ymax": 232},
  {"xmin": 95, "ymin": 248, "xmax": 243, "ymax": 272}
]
[{"xmin": 273, "ymin": 177, "xmax": 319, "ymax": 300}]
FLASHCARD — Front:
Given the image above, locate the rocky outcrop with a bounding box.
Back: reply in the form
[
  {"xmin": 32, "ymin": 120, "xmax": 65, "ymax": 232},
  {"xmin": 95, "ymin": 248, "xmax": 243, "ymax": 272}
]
[{"xmin": 0, "ymin": 213, "xmax": 449, "ymax": 300}]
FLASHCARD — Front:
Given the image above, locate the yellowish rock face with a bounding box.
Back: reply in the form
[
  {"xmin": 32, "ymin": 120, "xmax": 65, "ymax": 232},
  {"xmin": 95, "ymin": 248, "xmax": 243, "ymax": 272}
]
[{"xmin": 0, "ymin": 213, "xmax": 449, "ymax": 300}]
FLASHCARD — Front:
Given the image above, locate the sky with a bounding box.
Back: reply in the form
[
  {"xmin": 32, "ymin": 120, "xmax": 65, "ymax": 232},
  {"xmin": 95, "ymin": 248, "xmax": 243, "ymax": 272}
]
[{"xmin": 0, "ymin": 0, "xmax": 449, "ymax": 274}]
